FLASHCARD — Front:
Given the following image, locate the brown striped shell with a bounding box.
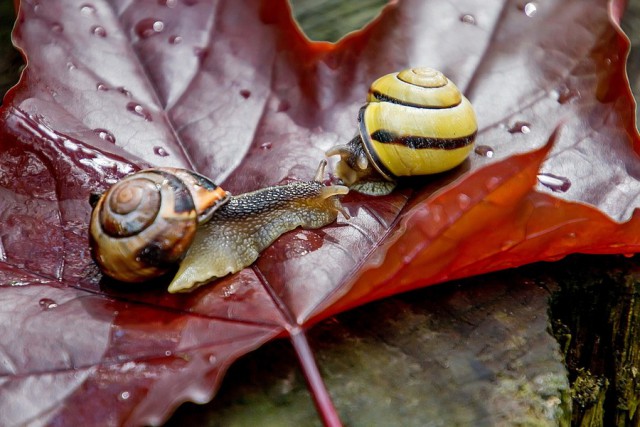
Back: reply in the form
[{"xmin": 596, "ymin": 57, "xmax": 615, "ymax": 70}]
[{"xmin": 89, "ymin": 168, "xmax": 230, "ymax": 282}]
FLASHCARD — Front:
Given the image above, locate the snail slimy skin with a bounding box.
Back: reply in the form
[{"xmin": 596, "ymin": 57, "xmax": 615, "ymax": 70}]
[
  {"xmin": 88, "ymin": 161, "xmax": 349, "ymax": 293},
  {"xmin": 327, "ymin": 67, "xmax": 478, "ymax": 196},
  {"xmin": 169, "ymin": 164, "xmax": 348, "ymax": 292}
]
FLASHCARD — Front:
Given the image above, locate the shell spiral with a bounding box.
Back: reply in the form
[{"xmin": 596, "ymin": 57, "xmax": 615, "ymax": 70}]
[
  {"xmin": 360, "ymin": 67, "xmax": 477, "ymax": 180},
  {"xmin": 89, "ymin": 168, "xmax": 230, "ymax": 282}
]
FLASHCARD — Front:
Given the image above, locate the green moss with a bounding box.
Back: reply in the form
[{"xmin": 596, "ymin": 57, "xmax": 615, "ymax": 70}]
[
  {"xmin": 492, "ymin": 373, "xmax": 570, "ymax": 427},
  {"xmin": 0, "ymin": 1, "xmax": 22, "ymax": 99},
  {"xmin": 571, "ymin": 369, "xmax": 607, "ymax": 408},
  {"xmin": 549, "ymin": 255, "xmax": 640, "ymax": 426},
  {"xmin": 289, "ymin": 0, "xmax": 387, "ymax": 42}
]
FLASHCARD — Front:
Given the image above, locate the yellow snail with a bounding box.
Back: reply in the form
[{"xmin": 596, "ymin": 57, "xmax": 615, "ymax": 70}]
[
  {"xmin": 327, "ymin": 67, "xmax": 478, "ymax": 195},
  {"xmin": 89, "ymin": 161, "xmax": 349, "ymax": 293}
]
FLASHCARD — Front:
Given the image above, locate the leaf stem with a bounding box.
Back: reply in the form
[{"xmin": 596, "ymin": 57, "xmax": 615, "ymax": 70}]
[{"xmin": 289, "ymin": 327, "xmax": 342, "ymax": 427}]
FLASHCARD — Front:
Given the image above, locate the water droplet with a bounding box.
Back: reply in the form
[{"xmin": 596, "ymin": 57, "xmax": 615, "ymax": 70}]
[
  {"xmin": 3, "ymin": 280, "xmax": 28, "ymax": 287},
  {"xmin": 260, "ymin": 142, "xmax": 272, "ymax": 150},
  {"xmin": 556, "ymin": 86, "xmax": 580, "ymax": 104},
  {"xmin": 80, "ymin": 4, "xmax": 96, "ymax": 14},
  {"xmin": 168, "ymin": 35, "xmax": 182, "ymax": 44},
  {"xmin": 508, "ymin": 121, "xmax": 531, "ymax": 134},
  {"xmin": 474, "ymin": 145, "xmax": 494, "ymax": 158},
  {"xmin": 537, "ymin": 173, "xmax": 571, "ymax": 193},
  {"xmin": 239, "ymin": 89, "xmax": 251, "ymax": 99},
  {"xmin": 460, "ymin": 14, "xmax": 476, "ymax": 24},
  {"xmin": 485, "ymin": 176, "xmax": 501, "ymax": 191},
  {"xmin": 94, "ymin": 128, "xmax": 116, "ymax": 143},
  {"xmin": 519, "ymin": 2, "xmax": 538, "ymax": 17},
  {"xmin": 118, "ymin": 391, "xmax": 131, "ymax": 401},
  {"xmin": 153, "ymin": 146, "xmax": 169, "ymax": 156},
  {"xmin": 158, "ymin": 0, "xmax": 178, "ymax": 7},
  {"xmin": 126, "ymin": 102, "xmax": 152, "ymax": 121},
  {"xmin": 277, "ymin": 100, "xmax": 290, "ymax": 112},
  {"xmin": 457, "ymin": 193, "xmax": 471, "ymax": 209},
  {"xmin": 116, "ymin": 87, "xmax": 131, "ymax": 97},
  {"xmin": 52, "ymin": 23, "xmax": 64, "ymax": 33},
  {"xmin": 430, "ymin": 204, "xmax": 444, "ymax": 223},
  {"xmin": 91, "ymin": 25, "xmax": 107, "ymax": 37},
  {"xmin": 208, "ymin": 355, "xmax": 217, "ymax": 364},
  {"xmin": 39, "ymin": 298, "xmax": 58, "ymax": 310},
  {"xmin": 164, "ymin": 350, "xmax": 172, "ymax": 357},
  {"xmin": 96, "ymin": 82, "xmax": 108, "ymax": 91},
  {"xmin": 134, "ymin": 18, "xmax": 165, "ymax": 39},
  {"xmin": 193, "ymin": 47, "xmax": 207, "ymax": 61},
  {"xmin": 66, "ymin": 62, "xmax": 77, "ymax": 71}
]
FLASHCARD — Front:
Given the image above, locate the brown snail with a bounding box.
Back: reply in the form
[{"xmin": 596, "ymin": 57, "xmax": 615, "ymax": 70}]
[
  {"xmin": 327, "ymin": 67, "xmax": 478, "ymax": 195},
  {"xmin": 89, "ymin": 161, "xmax": 349, "ymax": 292}
]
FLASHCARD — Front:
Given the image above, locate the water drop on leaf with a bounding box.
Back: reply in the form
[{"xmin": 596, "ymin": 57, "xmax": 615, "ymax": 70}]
[
  {"xmin": 153, "ymin": 146, "xmax": 169, "ymax": 157},
  {"xmin": 193, "ymin": 47, "xmax": 207, "ymax": 61},
  {"xmin": 277, "ymin": 100, "xmax": 290, "ymax": 112},
  {"xmin": 39, "ymin": 298, "xmax": 58, "ymax": 310},
  {"xmin": 91, "ymin": 25, "xmax": 107, "ymax": 37},
  {"xmin": 116, "ymin": 87, "xmax": 132, "ymax": 97},
  {"xmin": 460, "ymin": 14, "xmax": 476, "ymax": 24},
  {"xmin": 80, "ymin": 4, "xmax": 96, "ymax": 14},
  {"xmin": 537, "ymin": 173, "xmax": 571, "ymax": 192},
  {"xmin": 135, "ymin": 18, "xmax": 165, "ymax": 39},
  {"xmin": 508, "ymin": 121, "xmax": 531, "ymax": 134},
  {"xmin": 485, "ymin": 176, "xmax": 501, "ymax": 191},
  {"xmin": 126, "ymin": 102, "xmax": 152, "ymax": 121},
  {"xmin": 519, "ymin": 2, "xmax": 538, "ymax": 17},
  {"xmin": 457, "ymin": 193, "xmax": 471, "ymax": 209},
  {"xmin": 556, "ymin": 86, "xmax": 580, "ymax": 104},
  {"xmin": 93, "ymin": 128, "xmax": 116, "ymax": 143},
  {"xmin": 474, "ymin": 145, "xmax": 494, "ymax": 158},
  {"xmin": 158, "ymin": 0, "xmax": 178, "ymax": 7}
]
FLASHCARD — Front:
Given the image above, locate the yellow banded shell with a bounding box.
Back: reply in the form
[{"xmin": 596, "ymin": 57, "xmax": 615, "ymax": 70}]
[{"xmin": 327, "ymin": 67, "xmax": 478, "ymax": 195}]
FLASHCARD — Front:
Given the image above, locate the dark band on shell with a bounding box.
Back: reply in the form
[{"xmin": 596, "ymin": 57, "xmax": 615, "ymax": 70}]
[{"xmin": 369, "ymin": 129, "xmax": 477, "ymax": 150}]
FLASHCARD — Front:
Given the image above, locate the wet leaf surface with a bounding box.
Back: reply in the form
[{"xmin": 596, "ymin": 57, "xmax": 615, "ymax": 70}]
[{"xmin": 0, "ymin": 0, "xmax": 638, "ymax": 425}]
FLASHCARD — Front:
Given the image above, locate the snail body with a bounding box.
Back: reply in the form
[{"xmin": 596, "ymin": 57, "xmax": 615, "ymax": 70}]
[
  {"xmin": 327, "ymin": 67, "xmax": 477, "ymax": 195},
  {"xmin": 89, "ymin": 162, "xmax": 348, "ymax": 292},
  {"xmin": 169, "ymin": 175, "xmax": 348, "ymax": 292}
]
